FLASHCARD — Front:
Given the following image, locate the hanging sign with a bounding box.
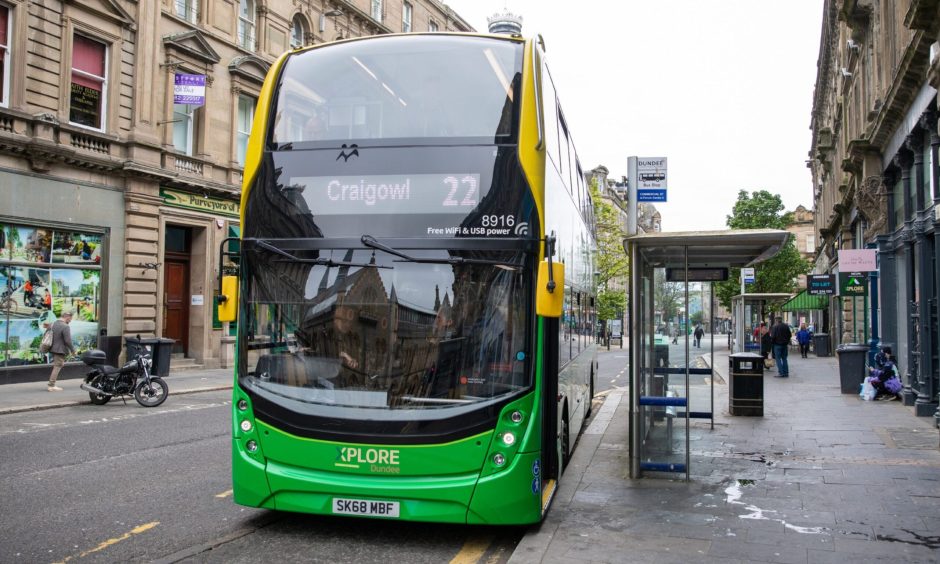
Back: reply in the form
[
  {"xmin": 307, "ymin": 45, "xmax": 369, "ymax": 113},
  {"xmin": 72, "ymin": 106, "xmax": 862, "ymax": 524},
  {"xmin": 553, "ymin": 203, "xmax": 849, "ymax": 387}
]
[
  {"xmin": 741, "ymin": 267, "xmax": 755, "ymax": 284},
  {"xmin": 838, "ymin": 272, "xmax": 868, "ymax": 296},
  {"xmin": 837, "ymin": 249, "xmax": 877, "ymax": 272},
  {"xmin": 807, "ymin": 274, "xmax": 836, "ymax": 295},
  {"xmin": 174, "ymin": 74, "xmax": 206, "ymax": 106}
]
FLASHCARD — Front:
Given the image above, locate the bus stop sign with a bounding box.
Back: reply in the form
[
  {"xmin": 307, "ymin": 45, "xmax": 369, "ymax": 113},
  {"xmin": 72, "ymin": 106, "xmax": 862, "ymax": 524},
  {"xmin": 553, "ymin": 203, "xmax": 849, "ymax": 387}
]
[{"xmin": 838, "ymin": 272, "xmax": 868, "ymax": 296}]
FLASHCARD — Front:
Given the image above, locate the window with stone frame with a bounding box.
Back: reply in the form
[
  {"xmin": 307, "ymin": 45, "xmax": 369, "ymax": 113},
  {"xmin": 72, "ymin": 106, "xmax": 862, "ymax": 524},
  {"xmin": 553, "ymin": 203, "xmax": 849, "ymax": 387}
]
[
  {"xmin": 172, "ymin": 102, "xmax": 198, "ymax": 156},
  {"xmin": 290, "ymin": 15, "xmax": 306, "ymax": 49},
  {"xmin": 238, "ymin": 0, "xmax": 256, "ymax": 51},
  {"xmin": 0, "ymin": 3, "xmax": 10, "ymax": 107},
  {"xmin": 428, "ymin": 18, "xmax": 438, "ymax": 32},
  {"xmin": 371, "ymin": 0, "xmax": 383, "ymax": 22},
  {"xmin": 402, "ymin": 2, "xmax": 412, "ymax": 33},
  {"xmin": 175, "ymin": 0, "xmax": 199, "ymax": 23},
  {"xmin": 69, "ymin": 34, "xmax": 108, "ymax": 130},
  {"xmin": 236, "ymin": 94, "xmax": 255, "ymax": 166}
]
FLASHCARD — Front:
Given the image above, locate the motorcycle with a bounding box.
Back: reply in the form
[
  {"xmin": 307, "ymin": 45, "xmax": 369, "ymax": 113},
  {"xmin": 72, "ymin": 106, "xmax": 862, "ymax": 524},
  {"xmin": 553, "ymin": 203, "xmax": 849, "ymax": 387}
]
[{"xmin": 79, "ymin": 348, "xmax": 169, "ymax": 407}]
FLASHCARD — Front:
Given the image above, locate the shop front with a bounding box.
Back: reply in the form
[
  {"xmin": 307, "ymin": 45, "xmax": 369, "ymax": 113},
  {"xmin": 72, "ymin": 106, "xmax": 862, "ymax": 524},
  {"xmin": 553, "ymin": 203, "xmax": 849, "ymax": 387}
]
[{"xmin": 0, "ymin": 172, "xmax": 124, "ymax": 384}]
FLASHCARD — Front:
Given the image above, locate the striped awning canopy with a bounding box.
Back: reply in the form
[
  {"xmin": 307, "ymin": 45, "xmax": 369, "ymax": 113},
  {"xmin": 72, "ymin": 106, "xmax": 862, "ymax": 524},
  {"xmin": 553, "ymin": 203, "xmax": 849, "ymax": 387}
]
[{"xmin": 780, "ymin": 289, "xmax": 829, "ymax": 311}]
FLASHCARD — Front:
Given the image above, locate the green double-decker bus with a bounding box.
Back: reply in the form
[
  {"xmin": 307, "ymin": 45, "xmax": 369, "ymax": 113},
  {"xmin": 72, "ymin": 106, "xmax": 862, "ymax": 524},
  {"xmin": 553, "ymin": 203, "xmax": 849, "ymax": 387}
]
[{"xmin": 220, "ymin": 32, "xmax": 597, "ymax": 524}]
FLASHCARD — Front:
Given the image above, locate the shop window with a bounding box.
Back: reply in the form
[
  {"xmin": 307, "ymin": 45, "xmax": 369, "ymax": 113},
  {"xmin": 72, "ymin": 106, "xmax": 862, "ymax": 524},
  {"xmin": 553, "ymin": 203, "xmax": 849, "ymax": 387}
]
[
  {"xmin": 69, "ymin": 34, "xmax": 108, "ymax": 130},
  {"xmin": 236, "ymin": 94, "xmax": 255, "ymax": 166},
  {"xmin": 371, "ymin": 0, "xmax": 382, "ymax": 23},
  {"xmin": 290, "ymin": 15, "xmax": 306, "ymax": 49},
  {"xmin": 402, "ymin": 2, "xmax": 412, "ymax": 33},
  {"xmin": 429, "ymin": 19, "xmax": 438, "ymax": 32},
  {"xmin": 175, "ymin": 0, "xmax": 199, "ymax": 23},
  {"xmin": 172, "ymin": 103, "xmax": 197, "ymax": 156},
  {"xmin": 0, "ymin": 223, "xmax": 105, "ymax": 367},
  {"xmin": 238, "ymin": 0, "xmax": 256, "ymax": 51},
  {"xmin": 0, "ymin": 4, "xmax": 9, "ymax": 107}
]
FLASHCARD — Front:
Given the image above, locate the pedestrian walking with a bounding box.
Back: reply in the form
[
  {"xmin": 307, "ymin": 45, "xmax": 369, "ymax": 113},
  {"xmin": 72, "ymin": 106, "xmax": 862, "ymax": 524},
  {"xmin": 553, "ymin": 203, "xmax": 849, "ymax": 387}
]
[
  {"xmin": 693, "ymin": 324, "xmax": 705, "ymax": 348},
  {"xmin": 47, "ymin": 312, "xmax": 75, "ymax": 391},
  {"xmin": 770, "ymin": 317, "xmax": 792, "ymax": 377},
  {"xmin": 796, "ymin": 323, "xmax": 813, "ymax": 358},
  {"xmin": 671, "ymin": 325, "xmax": 678, "ymax": 345}
]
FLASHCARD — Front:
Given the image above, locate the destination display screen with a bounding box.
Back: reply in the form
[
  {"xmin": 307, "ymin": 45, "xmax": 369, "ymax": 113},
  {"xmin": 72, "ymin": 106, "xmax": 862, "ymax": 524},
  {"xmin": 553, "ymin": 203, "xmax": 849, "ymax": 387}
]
[{"xmin": 292, "ymin": 173, "xmax": 483, "ymax": 215}]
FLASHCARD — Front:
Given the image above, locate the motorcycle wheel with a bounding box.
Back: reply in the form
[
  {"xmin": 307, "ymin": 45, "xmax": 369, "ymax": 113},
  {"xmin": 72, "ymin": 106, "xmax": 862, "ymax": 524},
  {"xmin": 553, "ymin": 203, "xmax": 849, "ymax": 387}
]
[
  {"xmin": 88, "ymin": 391, "xmax": 111, "ymax": 405},
  {"xmin": 87, "ymin": 376, "xmax": 111, "ymax": 405},
  {"xmin": 134, "ymin": 377, "xmax": 168, "ymax": 407}
]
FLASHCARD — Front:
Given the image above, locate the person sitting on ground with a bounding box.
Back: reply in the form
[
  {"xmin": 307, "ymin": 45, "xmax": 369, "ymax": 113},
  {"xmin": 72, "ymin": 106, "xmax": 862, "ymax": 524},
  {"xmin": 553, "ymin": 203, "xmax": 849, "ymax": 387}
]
[{"xmin": 868, "ymin": 347, "xmax": 901, "ymax": 400}]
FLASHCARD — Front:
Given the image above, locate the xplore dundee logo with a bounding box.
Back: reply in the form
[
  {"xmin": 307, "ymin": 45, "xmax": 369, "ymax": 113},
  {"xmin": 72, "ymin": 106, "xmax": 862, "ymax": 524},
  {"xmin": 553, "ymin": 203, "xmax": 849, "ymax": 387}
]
[
  {"xmin": 335, "ymin": 446, "xmax": 401, "ymax": 474},
  {"xmin": 336, "ymin": 144, "xmax": 359, "ymax": 162}
]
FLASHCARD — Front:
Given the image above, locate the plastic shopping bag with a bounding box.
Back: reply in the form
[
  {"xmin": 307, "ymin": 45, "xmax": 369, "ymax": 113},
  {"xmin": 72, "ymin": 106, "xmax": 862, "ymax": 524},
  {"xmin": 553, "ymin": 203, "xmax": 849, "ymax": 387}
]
[{"xmin": 859, "ymin": 377, "xmax": 876, "ymax": 401}]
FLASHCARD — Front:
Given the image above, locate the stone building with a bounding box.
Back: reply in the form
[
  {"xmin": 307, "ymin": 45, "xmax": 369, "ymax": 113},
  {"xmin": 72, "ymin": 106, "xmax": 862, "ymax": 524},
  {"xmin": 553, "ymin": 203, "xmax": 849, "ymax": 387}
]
[
  {"xmin": 787, "ymin": 205, "xmax": 817, "ymax": 270},
  {"xmin": 808, "ymin": 0, "xmax": 939, "ymax": 420},
  {"xmin": 0, "ymin": 0, "xmax": 472, "ymax": 383}
]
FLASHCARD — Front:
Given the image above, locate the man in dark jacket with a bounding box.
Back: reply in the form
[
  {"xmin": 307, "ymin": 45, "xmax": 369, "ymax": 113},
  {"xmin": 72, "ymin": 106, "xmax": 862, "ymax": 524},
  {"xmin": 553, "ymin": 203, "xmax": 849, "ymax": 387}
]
[
  {"xmin": 47, "ymin": 312, "xmax": 75, "ymax": 391},
  {"xmin": 770, "ymin": 316, "xmax": 792, "ymax": 377}
]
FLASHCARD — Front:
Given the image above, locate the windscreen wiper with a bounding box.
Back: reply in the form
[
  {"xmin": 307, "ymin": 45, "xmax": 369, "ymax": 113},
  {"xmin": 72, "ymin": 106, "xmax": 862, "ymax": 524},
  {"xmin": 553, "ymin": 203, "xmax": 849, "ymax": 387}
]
[
  {"xmin": 253, "ymin": 239, "xmax": 390, "ymax": 269},
  {"xmin": 361, "ymin": 235, "xmax": 523, "ymax": 268}
]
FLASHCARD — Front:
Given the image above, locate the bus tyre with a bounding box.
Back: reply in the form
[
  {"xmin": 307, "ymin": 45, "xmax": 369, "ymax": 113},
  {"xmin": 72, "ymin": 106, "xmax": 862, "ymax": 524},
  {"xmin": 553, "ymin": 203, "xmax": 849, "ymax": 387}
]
[
  {"xmin": 561, "ymin": 412, "xmax": 570, "ymax": 470},
  {"xmin": 586, "ymin": 373, "xmax": 595, "ymax": 417}
]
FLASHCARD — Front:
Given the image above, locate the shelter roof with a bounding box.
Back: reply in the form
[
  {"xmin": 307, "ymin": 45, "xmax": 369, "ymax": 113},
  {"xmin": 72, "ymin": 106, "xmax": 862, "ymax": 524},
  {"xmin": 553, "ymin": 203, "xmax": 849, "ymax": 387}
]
[{"xmin": 624, "ymin": 229, "xmax": 789, "ymax": 268}]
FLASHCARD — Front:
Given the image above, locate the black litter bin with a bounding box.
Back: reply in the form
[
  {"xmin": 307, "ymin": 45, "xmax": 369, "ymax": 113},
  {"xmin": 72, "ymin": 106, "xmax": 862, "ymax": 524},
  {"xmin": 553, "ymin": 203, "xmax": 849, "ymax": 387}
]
[
  {"xmin": 98, "ymin": 335, "xmax": 123, "ymax": 366},
  {"xmin": 125, "ymin": 337, "xmax": 175, "ymax": 377},
  {"xmin": 814, "ymin": 333, "xmax": 830, "ymax": 357},
  {"xmin": 729, "ymin": 352, "xmax": 764, "ymax": 416},
  {"xmin": 836, "ymin": 343, "xmax": 869, "ymax": 394}
]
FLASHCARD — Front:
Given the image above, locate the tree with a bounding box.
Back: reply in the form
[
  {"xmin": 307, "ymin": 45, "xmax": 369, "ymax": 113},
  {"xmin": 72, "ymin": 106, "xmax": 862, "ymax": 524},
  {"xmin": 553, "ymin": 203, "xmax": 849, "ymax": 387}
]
[
  {"xmin": 589, "ymin": 181, "xmax": 629, "ymax": 331},
  {"xmin": 715, "ymin": 190, "xmax": 810, "ymax": 310},
  {"xmin": 590, "ymin": 180, "xmax": 629, "ymax": 290}
]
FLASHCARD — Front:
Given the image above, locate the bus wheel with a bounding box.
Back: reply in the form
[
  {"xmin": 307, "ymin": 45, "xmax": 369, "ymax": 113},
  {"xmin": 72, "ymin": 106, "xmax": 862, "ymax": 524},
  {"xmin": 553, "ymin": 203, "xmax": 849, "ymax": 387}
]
[
  {"xmin": 586, "ymin": 371, "xmax": 595, "ymax": 417},
  {"xmin": 561, "ymin": 409, "xmax": 570, "ymax": 470}
]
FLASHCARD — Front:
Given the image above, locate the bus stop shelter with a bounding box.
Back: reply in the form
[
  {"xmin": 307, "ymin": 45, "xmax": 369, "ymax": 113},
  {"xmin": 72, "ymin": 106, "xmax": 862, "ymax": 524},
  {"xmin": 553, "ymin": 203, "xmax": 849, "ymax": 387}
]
[
  {"xmin": 732, "ymin": 293, "xmax": 793, "ymax": 354},
  {"xmin": 624, "ymin": 229, "xmax": 789, "ymax": 479}
]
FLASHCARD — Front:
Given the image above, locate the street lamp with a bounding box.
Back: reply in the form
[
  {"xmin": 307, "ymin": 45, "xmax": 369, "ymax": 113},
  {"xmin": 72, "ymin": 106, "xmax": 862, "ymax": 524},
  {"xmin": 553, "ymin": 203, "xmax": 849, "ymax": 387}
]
[{"xmin": 320, "ymin": 9, "xmax": 344, "ymax": 37}]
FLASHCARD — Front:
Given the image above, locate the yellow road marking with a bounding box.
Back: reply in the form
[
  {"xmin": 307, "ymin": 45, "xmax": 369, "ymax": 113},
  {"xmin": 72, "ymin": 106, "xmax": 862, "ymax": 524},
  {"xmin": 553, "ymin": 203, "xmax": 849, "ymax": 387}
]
[
  {"xmin": 55, "ymin": 521, "xmax": 159, "ymax": 563},
  {"xmin": 215, "ymin": 489, "xmax": 234, "ymax": 498},
  {"xmin": 449, "ymin": 535, "xmax": 492, "ymax": 564}
]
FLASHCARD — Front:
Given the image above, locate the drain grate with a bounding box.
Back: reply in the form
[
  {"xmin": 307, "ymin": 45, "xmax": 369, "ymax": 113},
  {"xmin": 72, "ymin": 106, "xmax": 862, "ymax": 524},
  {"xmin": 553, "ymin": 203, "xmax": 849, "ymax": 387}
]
[{"xmin": 885, "ymin": 427, "xmax": 940, "ymax": 450}]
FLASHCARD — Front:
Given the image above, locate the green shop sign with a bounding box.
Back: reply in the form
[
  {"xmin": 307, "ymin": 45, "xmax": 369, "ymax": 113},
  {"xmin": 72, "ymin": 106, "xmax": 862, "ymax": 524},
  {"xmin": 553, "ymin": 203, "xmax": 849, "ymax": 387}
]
[
  {"xmin": 161, "ymin": 188, "xmax": 239, "ymax": 218},
  {"xmin": 838, "ymin": 272, "xmax": 868, "ymax": 296}
]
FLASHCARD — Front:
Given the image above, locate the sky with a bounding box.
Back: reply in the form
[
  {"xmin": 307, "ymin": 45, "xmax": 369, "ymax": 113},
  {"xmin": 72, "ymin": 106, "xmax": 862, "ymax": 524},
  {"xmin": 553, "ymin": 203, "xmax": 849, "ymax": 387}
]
[{"xmin": 443, "ymin": 0, "xmax": 824, "ymax": 231}]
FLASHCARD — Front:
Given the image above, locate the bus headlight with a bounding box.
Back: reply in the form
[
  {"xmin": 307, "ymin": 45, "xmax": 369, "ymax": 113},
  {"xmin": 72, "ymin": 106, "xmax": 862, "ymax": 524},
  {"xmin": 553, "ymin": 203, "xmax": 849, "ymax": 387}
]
[
  {"xmin": 240, "ymin": 420, "xmax": 253, "ymax": 432},
  {"xmin": 492, "ymin": 453, "xmax": 506, "ymax": 466},
  {"xmin": 246, "ymin": 440, "xmax": 258, "ymax": 452},
  {"xmin": 510, "ymin": 410, "xmax": 523, "ymax": 423},
  {"xmin": 502, "ymin": 432, "xmax": 516, "ymax": 446},
  {"xmin": 237, "ymin": 399, "xmax": 248, "ymax": 411}
]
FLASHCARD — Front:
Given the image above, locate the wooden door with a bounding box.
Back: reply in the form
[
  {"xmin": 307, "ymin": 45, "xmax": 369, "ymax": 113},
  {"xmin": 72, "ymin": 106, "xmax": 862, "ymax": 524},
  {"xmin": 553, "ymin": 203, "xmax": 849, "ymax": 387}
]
[{"xmin": 164, "ymin": 257, "xmax": 189, "ymax": 355}]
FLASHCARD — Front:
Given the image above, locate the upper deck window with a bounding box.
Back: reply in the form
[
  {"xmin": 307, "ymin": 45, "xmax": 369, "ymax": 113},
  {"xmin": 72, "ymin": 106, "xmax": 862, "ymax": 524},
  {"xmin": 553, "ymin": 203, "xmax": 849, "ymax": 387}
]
[{"xmin": 271, "ymin": 36, "xmax": 522, "ymax": 146}]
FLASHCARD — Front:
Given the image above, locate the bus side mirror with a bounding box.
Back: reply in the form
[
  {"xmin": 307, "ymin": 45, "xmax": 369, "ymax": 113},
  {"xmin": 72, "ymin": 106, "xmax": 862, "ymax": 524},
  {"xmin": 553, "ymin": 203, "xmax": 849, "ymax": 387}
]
[
  {"xmin": 536, "ymin": 261, "xmax": 564, "ymax": 318},
  {"xmin": 218, "ymin": 275, "xmax": 238, "ymax": 322}
]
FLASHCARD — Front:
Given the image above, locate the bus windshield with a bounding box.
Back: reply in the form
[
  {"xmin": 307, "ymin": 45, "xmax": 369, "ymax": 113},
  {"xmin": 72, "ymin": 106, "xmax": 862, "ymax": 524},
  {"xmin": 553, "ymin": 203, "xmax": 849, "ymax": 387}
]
[
  {"xmin": 271, "ymin": 35, "xmax": 522, "ymax": 145},
  {"xmin": 240, "ymin": 241, "xmax": 532, "ymax": 418}
]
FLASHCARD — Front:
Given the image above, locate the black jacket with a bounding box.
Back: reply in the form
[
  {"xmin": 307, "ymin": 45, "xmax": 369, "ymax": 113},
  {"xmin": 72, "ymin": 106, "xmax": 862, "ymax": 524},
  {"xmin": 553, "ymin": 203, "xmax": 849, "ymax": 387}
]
[{"xmin": 771, "ymin": 322, "xmax": 792, "ymax": 346}]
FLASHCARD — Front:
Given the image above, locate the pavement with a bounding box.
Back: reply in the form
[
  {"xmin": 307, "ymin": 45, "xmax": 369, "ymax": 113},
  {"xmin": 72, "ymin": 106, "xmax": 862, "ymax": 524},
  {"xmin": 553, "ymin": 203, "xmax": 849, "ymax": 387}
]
[
  {"xmin": 510, "ymin": 347, "xmax": 940, "ymax": 563},
  {"xmin": 0, "ymin": 368, "xmax": 235, "ymax": 414},
  {"xmin": 3, "ymin": 349, "xmax": 940, "ymax": 563}
]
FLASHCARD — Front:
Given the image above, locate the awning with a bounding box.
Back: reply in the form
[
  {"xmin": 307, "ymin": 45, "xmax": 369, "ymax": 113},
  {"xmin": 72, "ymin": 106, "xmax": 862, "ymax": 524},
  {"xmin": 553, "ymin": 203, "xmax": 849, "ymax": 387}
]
[
  {"xmin": 623, "ymin": 229, "xmax": 790, "ymax": 268},
  {"xmin": 781, "ymin": 289, "xmax": 829, "ymax": 311}
]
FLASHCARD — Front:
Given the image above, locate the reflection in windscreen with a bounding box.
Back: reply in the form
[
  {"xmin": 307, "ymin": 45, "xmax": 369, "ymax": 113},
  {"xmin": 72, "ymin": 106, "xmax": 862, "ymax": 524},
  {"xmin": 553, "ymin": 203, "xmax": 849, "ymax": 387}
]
[
  {"xmin": 241, "ymin": 246, "xmax": 531, "ymax": 412},
  {"xmin": 271, "ymin": 36, "xmax": 522, "ymax": 144}
]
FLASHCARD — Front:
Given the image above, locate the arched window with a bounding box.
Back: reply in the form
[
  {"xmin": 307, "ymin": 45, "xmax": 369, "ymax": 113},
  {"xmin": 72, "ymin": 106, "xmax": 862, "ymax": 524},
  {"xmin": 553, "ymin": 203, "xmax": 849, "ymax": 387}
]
[
  {"xmin": 290, "ymin": 15, "xmax": 306, "ymax": 49},
  {"xmin": 238, "ymin": 0, "xmax": 256, "ymax": 51}
]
